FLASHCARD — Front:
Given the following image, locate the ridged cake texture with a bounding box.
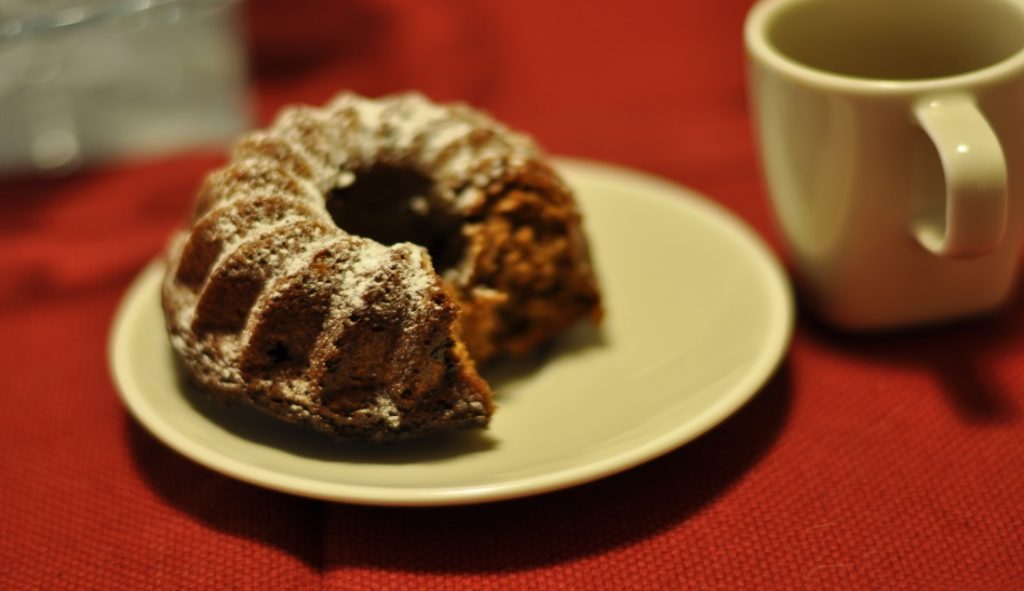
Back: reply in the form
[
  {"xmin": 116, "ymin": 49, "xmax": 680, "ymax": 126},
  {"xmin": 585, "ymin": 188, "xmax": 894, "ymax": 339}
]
[{"xmin": 162, "ymin": 91, "xmax": 601, "ymax": 441}]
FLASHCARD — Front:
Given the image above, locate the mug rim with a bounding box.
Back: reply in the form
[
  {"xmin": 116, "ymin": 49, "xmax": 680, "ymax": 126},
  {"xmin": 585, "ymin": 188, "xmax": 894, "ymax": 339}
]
[{"xmin": 744, "ymin": 0, "xmax": 1024, "ymax": 95}]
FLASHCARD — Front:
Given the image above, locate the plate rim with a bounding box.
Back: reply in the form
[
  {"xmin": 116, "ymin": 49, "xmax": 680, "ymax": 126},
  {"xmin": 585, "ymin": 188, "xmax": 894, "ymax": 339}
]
[{"xmin": 109, "ymin": 157, "xmax": 794, "ymax": 506}]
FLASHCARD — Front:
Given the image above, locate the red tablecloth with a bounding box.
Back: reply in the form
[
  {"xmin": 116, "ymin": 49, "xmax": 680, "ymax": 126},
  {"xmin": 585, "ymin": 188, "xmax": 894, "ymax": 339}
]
[{"xmin": 2, "ymin": 0, "xmax": 1022, "ymax": 588}]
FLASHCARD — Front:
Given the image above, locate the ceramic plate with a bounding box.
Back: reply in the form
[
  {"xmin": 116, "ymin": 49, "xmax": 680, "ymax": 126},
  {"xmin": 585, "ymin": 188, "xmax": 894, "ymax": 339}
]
[{"xmin": 109, "ymin": 158, "xmax": 793, "ymax": 506}]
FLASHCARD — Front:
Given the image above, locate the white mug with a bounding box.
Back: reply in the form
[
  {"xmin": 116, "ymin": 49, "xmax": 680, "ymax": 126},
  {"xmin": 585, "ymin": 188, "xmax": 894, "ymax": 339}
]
[{"xmin": 745, "ymin": 0, "xmax": 1024, "ymax": 329}]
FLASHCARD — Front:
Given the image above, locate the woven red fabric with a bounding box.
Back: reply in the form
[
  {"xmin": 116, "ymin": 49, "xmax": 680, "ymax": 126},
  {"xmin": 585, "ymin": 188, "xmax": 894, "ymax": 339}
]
[{"xmin": 2, "ymin": 0, "xmax": 1022, "ymax": 589}]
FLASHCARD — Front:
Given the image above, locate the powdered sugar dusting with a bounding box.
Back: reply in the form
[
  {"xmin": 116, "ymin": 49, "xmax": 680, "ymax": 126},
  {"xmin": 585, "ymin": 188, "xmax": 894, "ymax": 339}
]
[
  {"xmin": 162, "ymin": 91, "xmax": 532, "ymax": 440},
  {"xmin": 318, "ymin": 91, "xmax": 540, "ymax": 200},
  {"xmin": 348, "ymin": 239, "xmax": 391, "ymax": 278},
  {"xmin": 353, "ymin": 394, "xmax": 401, "ymax": 428},
  {"xmin": 399, "ymin": 243, "xmax": 436, "ymax": 297}
]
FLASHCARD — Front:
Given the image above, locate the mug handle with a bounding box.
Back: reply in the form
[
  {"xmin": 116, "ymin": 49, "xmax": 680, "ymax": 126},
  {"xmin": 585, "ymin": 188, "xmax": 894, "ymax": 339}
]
[{"xmin": 911, "ymin": 95, "xmax": 1007, "ymax": 257}]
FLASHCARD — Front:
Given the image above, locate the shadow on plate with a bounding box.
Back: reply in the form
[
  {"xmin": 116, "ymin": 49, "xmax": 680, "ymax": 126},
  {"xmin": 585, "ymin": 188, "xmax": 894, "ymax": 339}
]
[
  {"xmin": 320, "ymin": 362, "xmax": 793, "ymax": 574},
  {"xmin": 127, "ymin": 360, "xmax": 791, "ymax": 574},
  {"xmin": 484, "ymin": 320, "xmax": 610, "ymax": 395},
  {"xmin": 174, "ymin": 358, "xmax": 500, "ymax": 464},
  {"xmin": 130, "ymin": 313, "xmax": 781, "ymax": 574}
]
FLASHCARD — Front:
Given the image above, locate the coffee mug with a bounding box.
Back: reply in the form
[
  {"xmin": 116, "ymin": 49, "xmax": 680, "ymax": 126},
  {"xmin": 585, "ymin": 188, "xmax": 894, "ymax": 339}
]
[{"xmin": 745, "ymin": 0, "xmax": 1024, "ymax": 329}]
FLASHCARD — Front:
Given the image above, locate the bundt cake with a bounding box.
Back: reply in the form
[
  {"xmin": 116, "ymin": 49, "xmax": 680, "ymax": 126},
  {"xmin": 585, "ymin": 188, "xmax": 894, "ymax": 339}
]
[{"xmin": 162, "ymin": 91, "xmax": 602, "ymax": 442}]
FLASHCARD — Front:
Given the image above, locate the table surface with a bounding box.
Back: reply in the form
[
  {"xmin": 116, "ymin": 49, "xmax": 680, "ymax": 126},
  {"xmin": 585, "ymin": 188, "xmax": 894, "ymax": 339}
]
[{"xmin": 2, "ymin": 0, "xmax": 1022, "ymax": 589}]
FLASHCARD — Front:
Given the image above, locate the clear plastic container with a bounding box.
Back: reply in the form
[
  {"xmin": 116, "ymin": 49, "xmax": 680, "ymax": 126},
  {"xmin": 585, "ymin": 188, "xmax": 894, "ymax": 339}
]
[{"xmin": 0, "ymin": 0, "xmax": 250, "ymax": 174}]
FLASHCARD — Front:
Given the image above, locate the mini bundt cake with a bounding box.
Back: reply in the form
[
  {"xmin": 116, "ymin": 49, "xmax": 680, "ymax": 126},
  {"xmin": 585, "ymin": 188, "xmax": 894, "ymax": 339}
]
[{"xmin": 162, "ymin": 91, "xmax": 602, "ymax": 442}]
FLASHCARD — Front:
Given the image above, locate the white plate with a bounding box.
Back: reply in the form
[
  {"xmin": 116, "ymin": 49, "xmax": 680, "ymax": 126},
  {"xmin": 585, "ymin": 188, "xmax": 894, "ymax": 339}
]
[{"xmin": 109, "ymin": 158, "xmax": 793, "ymax": 506}]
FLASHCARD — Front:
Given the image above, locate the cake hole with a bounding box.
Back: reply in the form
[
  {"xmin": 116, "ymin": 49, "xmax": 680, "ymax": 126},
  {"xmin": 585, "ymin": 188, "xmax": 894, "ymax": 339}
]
[
  {"xmin": 326, "ymin": 165, "xmax": 466, "ymax": 272},
  {"xmin": 266, "ymin": 342, "xmax": 292, "ymax": 364}
]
